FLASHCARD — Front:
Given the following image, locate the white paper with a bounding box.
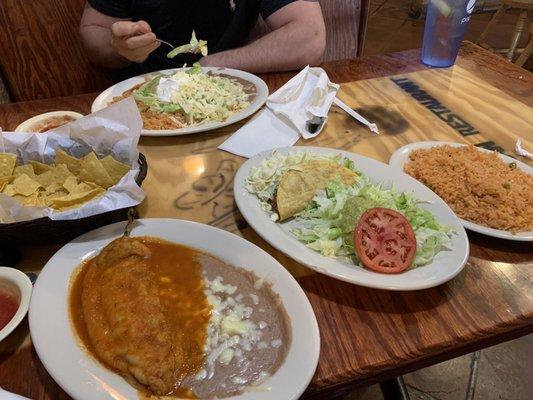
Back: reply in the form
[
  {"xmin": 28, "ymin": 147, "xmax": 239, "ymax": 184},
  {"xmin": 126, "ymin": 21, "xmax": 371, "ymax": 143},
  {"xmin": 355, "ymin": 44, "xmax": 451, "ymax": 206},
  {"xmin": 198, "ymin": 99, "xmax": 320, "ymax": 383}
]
[
  {"xmin": 267, "ymin": 66, "xmax": 339, "ymax": 139},
  {"xmin": 218, "ymin": 66, "xmax": 339, "ymax": 158},
  {"xmin": 515, "ymin": 139, "xmax": 533, "ymax": 160},
  {"xmin": 0, "ymin": 388, "xmax": 31, "ymax": 400},
  {"xmin": 218, "ymin": 109, "xmax": 299, "ymax": 158},
  {"xmin": 0, "ymin": 98, "xmax": 146, "ymax": 223}
]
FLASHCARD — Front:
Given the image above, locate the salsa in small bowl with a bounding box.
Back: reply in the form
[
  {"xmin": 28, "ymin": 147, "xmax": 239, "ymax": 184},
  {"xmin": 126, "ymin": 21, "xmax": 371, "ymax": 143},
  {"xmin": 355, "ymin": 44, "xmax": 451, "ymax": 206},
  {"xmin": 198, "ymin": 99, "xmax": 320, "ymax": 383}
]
[{"xmin": 0, "ymin": 267, "xmax": 32, "ymax": 342}]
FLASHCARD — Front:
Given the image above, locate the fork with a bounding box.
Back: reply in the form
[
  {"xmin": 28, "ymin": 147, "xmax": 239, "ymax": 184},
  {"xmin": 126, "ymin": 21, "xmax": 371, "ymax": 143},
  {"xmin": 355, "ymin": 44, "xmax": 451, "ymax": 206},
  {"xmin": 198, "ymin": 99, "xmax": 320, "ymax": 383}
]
[
  {"xmin": 155, "ymin": 38, "xmax": 175, "ymax": 50},
  {"xmin": 134, "ymin": 31, "xmax": 175, "ymax": 50}
]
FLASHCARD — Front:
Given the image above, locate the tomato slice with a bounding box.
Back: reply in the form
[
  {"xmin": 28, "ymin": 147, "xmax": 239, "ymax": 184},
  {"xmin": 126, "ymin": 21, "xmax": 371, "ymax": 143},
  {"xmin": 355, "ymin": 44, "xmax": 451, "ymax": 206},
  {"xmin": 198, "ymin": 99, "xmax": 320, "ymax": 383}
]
[{"xmin": 354, "ymin": 207, "xmax": 417, "ymax": 274}]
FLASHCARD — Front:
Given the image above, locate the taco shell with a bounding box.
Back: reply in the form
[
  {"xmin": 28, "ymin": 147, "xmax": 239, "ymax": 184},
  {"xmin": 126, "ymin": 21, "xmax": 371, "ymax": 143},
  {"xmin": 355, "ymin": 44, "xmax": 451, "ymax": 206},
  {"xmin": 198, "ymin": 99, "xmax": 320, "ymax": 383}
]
[{"xmin": 276, "ymin": 160, "xmax": 357, "ymax": 221}]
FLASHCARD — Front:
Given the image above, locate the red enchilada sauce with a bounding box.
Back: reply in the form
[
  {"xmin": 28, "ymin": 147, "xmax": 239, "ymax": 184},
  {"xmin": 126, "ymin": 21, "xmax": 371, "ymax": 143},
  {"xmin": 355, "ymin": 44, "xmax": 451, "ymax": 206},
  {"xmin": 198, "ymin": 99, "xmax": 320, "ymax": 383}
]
[{"xmin": 0, "ymin": 291, "xmax": 19, "ymax": 330}]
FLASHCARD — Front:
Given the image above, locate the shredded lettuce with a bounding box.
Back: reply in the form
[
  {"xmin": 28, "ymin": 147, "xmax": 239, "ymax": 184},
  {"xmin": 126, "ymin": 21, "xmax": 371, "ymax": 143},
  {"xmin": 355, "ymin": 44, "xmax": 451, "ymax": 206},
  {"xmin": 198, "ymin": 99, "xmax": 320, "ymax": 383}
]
[
  {"xmin": 132, "ymin": 63, "xmax": 250, "ymax": 124},
  {"xmin": 246, "ymin": 152, "xmax": 455, "ymax": 267},
  {"xmin": 186, "ymin": 63, "xmax": 203, "ymax": 75},
  {"xmin": 292, "ymin": 177, "xmax": 454, "ymax": 266},
  {"xmin": 245, "ymin": 151, "xmax": 357, "ymax": 221}
]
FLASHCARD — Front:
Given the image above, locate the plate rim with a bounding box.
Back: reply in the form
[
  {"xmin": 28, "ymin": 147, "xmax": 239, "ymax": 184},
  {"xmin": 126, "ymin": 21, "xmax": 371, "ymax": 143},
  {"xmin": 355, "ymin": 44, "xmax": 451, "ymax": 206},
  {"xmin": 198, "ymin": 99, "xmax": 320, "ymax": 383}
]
[
  {"xmin": 29, "ymin": 218, "xmax": 320, "ymax": 400},
  {"xmin": 91, "ymin": 67, "xmax": 268, "ymax": 137},
  {"xmin": 234, "ymin": 146, "xmax": 470, "ymax": 291},
  {"xmin": 389, "ymin": 140, "xmax": 533, "ymax": 241}
]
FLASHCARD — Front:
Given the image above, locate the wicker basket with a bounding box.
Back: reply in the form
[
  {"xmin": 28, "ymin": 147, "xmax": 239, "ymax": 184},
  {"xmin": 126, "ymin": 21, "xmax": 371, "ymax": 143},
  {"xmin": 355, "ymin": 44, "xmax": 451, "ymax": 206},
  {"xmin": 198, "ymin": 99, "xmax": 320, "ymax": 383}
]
[{"xmin": 0, "ymin": 153, "xmax": 148, "ymax": 246}]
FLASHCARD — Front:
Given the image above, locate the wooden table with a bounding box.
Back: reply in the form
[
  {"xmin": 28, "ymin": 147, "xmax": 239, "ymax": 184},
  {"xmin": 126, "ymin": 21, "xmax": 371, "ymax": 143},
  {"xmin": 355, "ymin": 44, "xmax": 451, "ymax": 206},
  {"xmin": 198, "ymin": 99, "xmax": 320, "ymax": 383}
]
[{"xmin": 0, "ymin": 42, "xmax": 532, "ymax": 400}]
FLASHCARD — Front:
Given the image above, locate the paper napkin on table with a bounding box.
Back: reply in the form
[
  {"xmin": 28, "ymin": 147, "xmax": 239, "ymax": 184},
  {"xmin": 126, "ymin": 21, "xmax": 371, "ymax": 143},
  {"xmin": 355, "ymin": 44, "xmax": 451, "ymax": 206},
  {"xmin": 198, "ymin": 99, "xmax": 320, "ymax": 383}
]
[{"xmin": 218, "ymin": 66, "xmax": 339, "ymax": 158}]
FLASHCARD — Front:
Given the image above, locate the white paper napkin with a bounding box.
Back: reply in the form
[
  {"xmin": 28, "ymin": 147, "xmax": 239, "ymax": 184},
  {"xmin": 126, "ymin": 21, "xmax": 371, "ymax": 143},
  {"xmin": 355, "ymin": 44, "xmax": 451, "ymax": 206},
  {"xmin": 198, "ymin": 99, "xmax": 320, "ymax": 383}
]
[{"xmin": 219, "ymin": 66, "xmax": 339, "ymax": 158}]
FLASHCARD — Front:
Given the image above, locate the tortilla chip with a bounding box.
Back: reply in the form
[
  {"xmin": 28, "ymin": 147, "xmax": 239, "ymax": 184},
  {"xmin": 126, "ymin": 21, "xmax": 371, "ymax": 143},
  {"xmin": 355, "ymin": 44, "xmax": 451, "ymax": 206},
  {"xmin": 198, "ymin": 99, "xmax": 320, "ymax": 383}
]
[
  {"xmin": 0, "ymin": 153, "xmax": 17, "ymax": 177},
  {"xmin": 12, "ymin": 174, "xmax": 42, "ymax": 197},
  {"xmin": 50, "ymin": 187, "xmax": 105, "ymax": 210},
  {"xmin": 100, "ymin": 155, "xmax": 130, "ymax": 185},
  {"xmin": 45, "ymin": 182, "xmax": 66, "ymax": 195},
  {"xmin": 63, "ymin": 176, "xmax": 96, "ymax": 194},
  {"xmin": 1, "ymin": 150, "xmax": 127, "ymax": 212},
  {"xmin": 0, "ymin": 175, "xmax": 13, "ymax": 192},
  {"xmin": 34, "ymin": 195, "xmax": 47, "ymax": 207},
  {"xmin": 276, "ymin": 160, "xmax": 358, "ymax": 221},
  {"xmin": 33, "ymin": 171, "xmax": 54, "ymax": 188},
  {"xmin": 14, "ymin": 193, "xmax": 45, "ymax": 207},
  {"xmin": 50, "ymin": 164, "xmax": 75, "ymax": 184},
  {"xmin": 72, "ymin": 182, "xmax": 96, "ymax": 193},
  {"xmin": 0, "ymin": 175, "xmax": 14, "ymax": 190},
  {"xmin": 14, "ymin": 164, "xmax": 36, "ymax": 177},
  {"xmin": 29, "ymin": 160, "xmax": 53, "ymax": 174},
  {"xmin": 56, "ymin": 149, "xmax": 81, "ymax": 175},
  {"xmin": 78, "ymin": 152, "xmax": 113, "ymax": 189},
  {"xmin": 45, "ymin": 189, "xmax": 70, "ymax": 206},
  {"xmin": 3, "ymin": 182, "xmax": 16, "ymax": 195},
  {"xmin": 63, "ymin": 176, "xmax": 79, "ymax": 193}
]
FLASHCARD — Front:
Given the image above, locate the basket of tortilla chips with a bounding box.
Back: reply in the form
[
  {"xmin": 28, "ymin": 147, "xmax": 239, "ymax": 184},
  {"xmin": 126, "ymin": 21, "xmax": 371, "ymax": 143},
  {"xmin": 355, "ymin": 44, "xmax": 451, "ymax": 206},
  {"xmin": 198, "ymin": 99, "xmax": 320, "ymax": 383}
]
[
  {"xmin": 0, "ymin": 151, "xmax": 146, "ymax": 245},
  {"xmin": 0, "ymin": 98, "xmax": 147, "ymax": 245}
]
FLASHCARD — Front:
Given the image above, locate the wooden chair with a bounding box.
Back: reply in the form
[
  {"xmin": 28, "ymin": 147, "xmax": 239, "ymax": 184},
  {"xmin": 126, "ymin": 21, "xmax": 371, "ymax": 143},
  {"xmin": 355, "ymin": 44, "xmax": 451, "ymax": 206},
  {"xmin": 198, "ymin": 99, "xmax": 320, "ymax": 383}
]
[
  {"xmin": 320, "ymin": 0, "xmax": 370, "ymax": 61},
  {"xmin": 515, "ymin": 21, "xmax": 533, "ymax": 66},
  {"xmin": 0, "ymin": 0, "xmax": 111, "ymax": 102},
  {"xmin": 477, "ymin": 0, "xmax": 533, "ymax": 63}
]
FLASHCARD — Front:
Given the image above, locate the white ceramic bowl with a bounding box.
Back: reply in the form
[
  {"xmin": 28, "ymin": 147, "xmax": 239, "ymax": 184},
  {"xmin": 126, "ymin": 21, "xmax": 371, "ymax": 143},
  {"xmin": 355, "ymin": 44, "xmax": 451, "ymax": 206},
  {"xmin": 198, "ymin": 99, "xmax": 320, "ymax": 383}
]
[
  {"xmin": 0, "ymin": 267, "xmax": 32, "ymax": 342},
  {"xmin": 14, "ymin": 111, "xmax": 84, "ymax": 133}
]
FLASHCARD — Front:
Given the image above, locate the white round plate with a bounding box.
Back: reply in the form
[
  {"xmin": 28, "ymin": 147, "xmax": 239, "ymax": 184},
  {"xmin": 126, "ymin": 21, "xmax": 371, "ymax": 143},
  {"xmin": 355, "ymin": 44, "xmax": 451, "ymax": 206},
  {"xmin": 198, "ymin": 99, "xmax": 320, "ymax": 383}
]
[
  {"xmin": 389, "ymin": 141, "xmax": 533, "ymax": 241},
  {"xmin": 29, "ymin": 219, "xmax": 319, "ymax": 400},
  {"xmin": 91, "ymin": 67, "xmax": 268, "ymax": 137},
  {"xmin": 235, "ymin": 146, "xmax": 470, "ymax": 291}
]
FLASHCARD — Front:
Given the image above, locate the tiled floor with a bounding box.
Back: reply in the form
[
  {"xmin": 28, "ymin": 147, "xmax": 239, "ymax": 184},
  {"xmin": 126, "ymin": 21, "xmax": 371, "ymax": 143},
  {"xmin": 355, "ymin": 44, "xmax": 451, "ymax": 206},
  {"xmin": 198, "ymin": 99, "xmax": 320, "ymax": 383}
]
[
  {"xmin": 342, "ymin": 334, "xmax": 533, "ymax": 400},
  {"xmin": 363, "ymin": 0, "xmax": 532, "ymax": 70}
]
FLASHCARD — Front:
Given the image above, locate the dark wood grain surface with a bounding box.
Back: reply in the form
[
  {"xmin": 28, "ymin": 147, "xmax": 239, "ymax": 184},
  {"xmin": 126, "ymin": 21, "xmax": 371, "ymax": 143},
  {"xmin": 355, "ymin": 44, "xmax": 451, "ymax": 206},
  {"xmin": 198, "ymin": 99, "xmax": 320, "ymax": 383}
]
[
  {"xmin": 0, "ymin": 0, "xmax": 112, "ymax": 101},
  {"xmin": 0, "ymin": 42, "xmax": 532, "ymax": 400}
]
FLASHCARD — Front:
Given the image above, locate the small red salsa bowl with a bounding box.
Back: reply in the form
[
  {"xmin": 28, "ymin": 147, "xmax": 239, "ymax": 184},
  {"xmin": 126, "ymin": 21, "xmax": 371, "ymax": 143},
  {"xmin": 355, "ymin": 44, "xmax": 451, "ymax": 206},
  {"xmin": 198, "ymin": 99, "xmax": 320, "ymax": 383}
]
[{"xmin": 0, "ymin": 267, "xmax": 32, "ymax": 342}]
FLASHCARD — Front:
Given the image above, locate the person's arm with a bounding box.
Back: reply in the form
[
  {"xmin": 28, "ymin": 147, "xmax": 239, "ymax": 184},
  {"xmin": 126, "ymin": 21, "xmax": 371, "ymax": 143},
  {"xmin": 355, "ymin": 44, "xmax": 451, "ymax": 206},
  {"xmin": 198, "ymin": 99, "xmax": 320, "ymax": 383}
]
[
  {"xmin": 200, "ymin": 1, "xmax": 325, "ymax": 73},
  {"xmin": 79, "ymin": 2, "xmax": 160, "ymax": 69}
]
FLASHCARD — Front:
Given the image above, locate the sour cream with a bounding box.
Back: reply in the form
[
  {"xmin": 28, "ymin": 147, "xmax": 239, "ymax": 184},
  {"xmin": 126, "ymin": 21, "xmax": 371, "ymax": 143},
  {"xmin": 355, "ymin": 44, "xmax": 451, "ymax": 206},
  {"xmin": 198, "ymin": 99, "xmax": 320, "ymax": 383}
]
[{"xmin": 155, "ymin": 73, "xmax": 190, "ymax": 102}]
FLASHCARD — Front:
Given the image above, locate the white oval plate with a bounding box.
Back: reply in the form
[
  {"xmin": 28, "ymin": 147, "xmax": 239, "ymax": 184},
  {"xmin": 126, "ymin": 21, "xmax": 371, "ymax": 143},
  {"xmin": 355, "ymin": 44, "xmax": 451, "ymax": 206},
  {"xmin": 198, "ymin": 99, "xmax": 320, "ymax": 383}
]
[
  {"xmin": 91, "ymin": 67, "xmax": 268, "ymax": 137},
  {"xmin": 29, "ymin": 219, "xmax": 319, "ymax": 400},
  {"xmin": 234, "ymin": 146, "xmax": 470, "ymax": 291},
  {"xmin": 389, "ymin": 141, "xmax": 533, "ymax": 241}
]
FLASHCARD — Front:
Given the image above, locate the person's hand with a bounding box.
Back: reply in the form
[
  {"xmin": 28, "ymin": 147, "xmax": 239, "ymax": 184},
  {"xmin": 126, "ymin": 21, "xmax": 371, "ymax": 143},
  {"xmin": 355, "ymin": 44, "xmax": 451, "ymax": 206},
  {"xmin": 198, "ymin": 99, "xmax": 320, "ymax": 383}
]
[{"xmin": 111, "ymin": 20, "xmax": 160, "ymax": 63}]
